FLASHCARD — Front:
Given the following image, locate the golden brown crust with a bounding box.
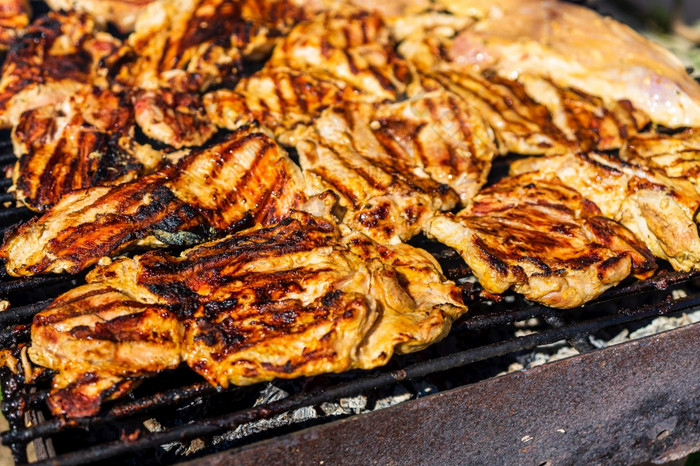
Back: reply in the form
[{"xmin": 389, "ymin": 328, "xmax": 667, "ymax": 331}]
[
  {"xmin": 0, "ymin": 0, "xmax": 30, "ymax": 50},
  {"xmin": 45, "ymin": 0, "xmax": 154, "ymax": 33}
]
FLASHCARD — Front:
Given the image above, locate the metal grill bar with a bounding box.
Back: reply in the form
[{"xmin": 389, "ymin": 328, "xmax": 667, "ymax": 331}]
[
  {"xmin": 22, "ymin": 293, "xmax": 700, "ymax": 466},
  {"xmin": 0, "ymin": 274, "xmax": 83, "ymax": 297}
]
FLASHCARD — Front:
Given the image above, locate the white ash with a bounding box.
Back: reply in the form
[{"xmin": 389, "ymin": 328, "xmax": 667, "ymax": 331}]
[{"xmin": 374, "ymin": 385, "xmax": 412, "ymax": 410}]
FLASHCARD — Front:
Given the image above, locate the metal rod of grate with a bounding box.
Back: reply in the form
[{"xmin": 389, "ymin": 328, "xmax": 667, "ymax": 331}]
[{"xmin": 4, "ymin": 291, "xmax": 697, "ymax": 466}]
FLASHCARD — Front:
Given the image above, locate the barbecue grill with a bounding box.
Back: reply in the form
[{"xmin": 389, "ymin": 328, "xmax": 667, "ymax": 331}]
[{"xmin": 0, "ymin": 1, "xmax": 699, "ymax": 464}]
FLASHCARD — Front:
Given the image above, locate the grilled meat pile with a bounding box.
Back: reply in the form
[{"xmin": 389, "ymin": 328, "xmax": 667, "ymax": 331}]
[{"xmin": 1, "ymin": 0, "xmax": 700, "ymax": 417}]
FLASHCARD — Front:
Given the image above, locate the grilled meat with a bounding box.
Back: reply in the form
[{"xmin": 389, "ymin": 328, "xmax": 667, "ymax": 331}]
[
  {"xmin": 418, "ymin": 71, "xmax": 572, "ymax": 156},
  {"xmin": 30, "ymin": 211, "xmax": 465, "ymax": 416},
  {"xmin": 0, "ymin": 0, "xmax": 30, "ymax": 50},
  {"xmin": 510, "ymin": 152, "xmax": 700, "ymax": 271},
  {"xmin": 427, "ymin": 173, "xmax": 656, "ymax": 308},
  {"xmin": 134, "ymin": 89, "xmax": 216, "ymax": 149},
  {"xmin": 28, "ymin": 284, "xmax": 181, "ymax": 417},
  {"xmin": 116, "ymin": 0, "xmax": 311, "ymax": 92},
  {"xmin": 0, "ymin": 11, "xmax": 121, "ymax": 128},
  {"xmin": 267, "ymin": 10, "xmax": 410, "ymax": 102},
  {"xmin": 204, "ymin": 68, "xmax": 349, "ymax": 146},
  {"xmin": 11, "ymin": 87, "xmax": 166, "ymax": 211},
  {"xmin": 298, "ymin": 102, "xmax": 459, "ymax": 243},
  {"xmin": 0, "ymin": 126, "xmax": 306, "ymax": 276},
  {"xmin": 46, "ymin": 0, "xmax": 155, "ymax": 33},
  {"xmin": 620, "ymin": 129, "xmax": 700, "ymax": 188},
  {"xmin": 442, "ymin": 0, "xmax": 700, "ymax": 128}
]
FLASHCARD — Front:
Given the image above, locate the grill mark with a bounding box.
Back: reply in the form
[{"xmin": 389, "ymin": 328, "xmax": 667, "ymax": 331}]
[{"xmin": 318, "ymin": 140, "xmax": 389, "ymax": 192}]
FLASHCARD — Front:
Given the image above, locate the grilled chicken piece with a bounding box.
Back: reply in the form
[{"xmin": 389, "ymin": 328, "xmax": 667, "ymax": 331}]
[
  {"xmin": 11, "ymin": 87, "xmax": 165, "ymax": 211},
  {"xmin": 0, "ymin": 11, "xmax": 121, "ymax": 128},
  {"xmin": 510, "ymin": 152, "xmax": 700, "ymax": 272},
  {"xmin": 0, "ymin": 126, "xmax": 306, "ymax": 276},
  {"xmin": 427, "ymin": 174, "xmax": 656, "ymax": 308},
  {"xmin": 298, "ymin": 102, "xmax": 459, "ymax": 243},
  {"xmin": 620, "ymin": 129, "xmax": 700, "ymax": 187},
  {"xmin": 0, "ymin": 0, "xmax": 30, "ymax": 50},
  {"xmin": 31, "ymin": 211, "xmax": 465, "ymax": 416},
  {"xmin": 117, "ymin": 0, "xmax": 310, "ymax": 92},
  {"xmin": 268, "ymin": 10, "xmax": 410, "ymax": 102},
  {"xmin": 28, "ymin": 284, "xmax": 181, "ymax": 417},
  {"xmin": 418, "ymin": 71, "xmax": 572, "ymax": 156},
  {"xmin": 441, "ymin": 0, "xmax": 700, "ymax": 128},
  {"xmin": 134, "ymin": 89, "xmax": 216, "ymax": 149},
  {"xmin": 46, "ymin": 0, "xmax": 154, "ymax": 33},
  {"xmin": 204, "ymin": 68, "xmax": 350, "ymax": 146},
  {"xmin": 518, "ymin": 76, "xmax": 650, "ymax": 151}
]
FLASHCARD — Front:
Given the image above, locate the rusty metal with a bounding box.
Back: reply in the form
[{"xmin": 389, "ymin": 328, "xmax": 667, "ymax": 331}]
[{"xmin": 192, "ymin": 323, "xmax": 700, "ymax": 465}]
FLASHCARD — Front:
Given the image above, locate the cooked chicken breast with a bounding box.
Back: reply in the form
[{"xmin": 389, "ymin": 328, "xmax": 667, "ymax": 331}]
[
  {"xmin": 30, "ymin": 211, "xmax": 465, "ymax": 416},
  {"xmin": 0, "ymin": 0, "xmax": 30, "ymax": 50},
  {"xmin": 11, "ymin": 87, "xmax": 165, "ymax": 211},
  {"xmin": 427, "ymin": 173, "xmax": 656, "ymax": 308},
  {"xmin": 0, "ymin": 126, "xmax": 307, "ymax": 276},
  {"xmin": 0, "ymin": 11, "xmax": 121, "ymax": 128},
  {"xmin": 298, "ymin": 102, "xmax": 459, "ymax": 243},
  {"xmin": 117, "ymin": 0, "xmax": 311, "ymax": 92},
  {"xmin": 511, "ymin": 152, "xmax": 700, "ymax": 271},
  {"xmin": 441, "ymin": 0, "xmax": 700, "ymax": 128},
  {"xmin": 46, "ymin": 0, "xmax": 154, "ymax": 33},
  {"xmin": 28, "ymin": 284, "xmax": 181, "ymax": 417},
  {"xmin": 134, "ymin": 89, "xmax": 216, "ymax": 149},
  {"xmin": 418, "ymin": 71, "xmax": 572, "ymax": 156},
  {"xmin": 620, "ymin": 129, "xmax": 700, "ymax": 188}
]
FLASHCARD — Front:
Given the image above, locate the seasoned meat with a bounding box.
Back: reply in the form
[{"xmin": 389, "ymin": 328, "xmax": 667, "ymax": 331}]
[
  {"xmin": 116, "ymin": 0, "xmax": 311, "ymax": 92},
  {"xmin": 0, "ymin": 126, "xmax": 306, "ymax": 276},
  {"xmin": 0, "ymin": 11, "xmax": 121, "ymax": 128},
  {"xmin": 28, "ymin": 284, "xmax": 181, "ymax": 417},
  {"xmin": 442, "ymin": 0, "xmax": 700, "ymax": 128},
  {"xmin": 620, "ymin": 129, "xmax": 700, "ymax": 187},
  {"xmin": 0, "ymin": 0, "xmax": 30, "ymax": 50},
  {"xmin": 30, "ymin": 211, "xmax": 465, "ymax": 416},
  {"xmin": 11, "ymin": 87, "xmax": 165, "ymax": 211},
  {"xmin": 268, "ymin": 10, "xmax": 410, "ymax": 102},
  {"xmin": 419, "ymin": 71, "xmax": 573, "ymax": 156},
  {"xmin": 134, "ymin": 89, "xmax": 216, "ymax": 149},
  {"xmin": 298, "ymin": 102, "xmax": 460, "ymax": 243},
  {"xmin": 427, "ymin": 173, "xmax": 656, "ymax": 308},
  {"xmin": 204, "ymin": 68, "xmax": 349, "ymax": 146},
  {"xmin": 46, "ymin": 0, "xmax": 155, "ymax": 33},
  {"xmin": 511, "ymin": 152, "xmax": 700, "ymax": 271}
]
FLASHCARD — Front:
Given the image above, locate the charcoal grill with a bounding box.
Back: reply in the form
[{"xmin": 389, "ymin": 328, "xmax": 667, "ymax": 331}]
[{"xmin": 0, "ymin": 1, "xmax": 699, "ymax": 464}]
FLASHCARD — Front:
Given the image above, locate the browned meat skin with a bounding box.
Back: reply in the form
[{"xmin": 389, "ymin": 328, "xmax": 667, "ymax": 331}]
[
  {"xmin": 30, "ymin": 211, "xmax": 465, "ymax": 416},
  {"xmin": 620, "ymin": 129, "xmax": 700, "ymax": 187},
  {"xmin": 11, "ymin": 87, "xmax": 165, "ymax": 212},
  {"xmin": 298, "ymin": 103, "xmax": 460, "ymax": 243},
  {"xmin": 134, "ymin": 89, "xmax": 216, "ymax": 149},
  {"xmin": 510, "ymin": 152, "xmax": 700, "ymax": 271},
  {"xmin": 0, "ymin": 126, "xmax": 307, "ymax": 276},
  {"xmin": 0, "ymin": 0, "xmax": 30, "ymax": 50},
  {"xmin": 28, "ymin": 284, "xmax": 181, "ymax": 417},
  {"xmin": 427, "ymin": 173, "xmax": 656, "ymax": 308},
  {"xmin": 0, "ymin": 11, "xmax": 121, "ymax": 128},
  {"xmin": 45, "ymin": 0, "xmax": 155, "ymax": 33},
  {"xmin": 117, "ymin": 0, "xmax": 312, "ymax": 92}
]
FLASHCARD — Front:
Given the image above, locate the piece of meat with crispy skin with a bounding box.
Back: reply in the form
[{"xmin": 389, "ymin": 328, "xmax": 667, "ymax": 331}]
[
  {"xmin": 0, "ymin": 11, "xmax": 121, "ymax": 128},
  {"xmin": 11, "ymin": 87, "xmax": 167, "ymax": 212},
  {"xmin": 510, "ymin": 152, "xmax": 700, "ymax": 271},
  {"xmin": 134, "ymin": 89, "xmax": 216, "ymax": 149},
  {"xmin": 0, "ymin": 126, "xmax": 307, "ymax": 276},
  {"xmin": 45, "ymin": 0, "xmax": 154, "ymax": 33},
  {"xmin": 0, "ymin": 0, "xmax": 30, "ymax": 50},
  {"xmin": 30, "ymin": 211, "xmax": 465, "ymax": 416},
  {"xmin": 116, "ymin": 0, "xmax": 311, "ymax": 92},
  {"xmin": 427, "ymin": 173, "xmax": 656, "ymax": 308}
]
